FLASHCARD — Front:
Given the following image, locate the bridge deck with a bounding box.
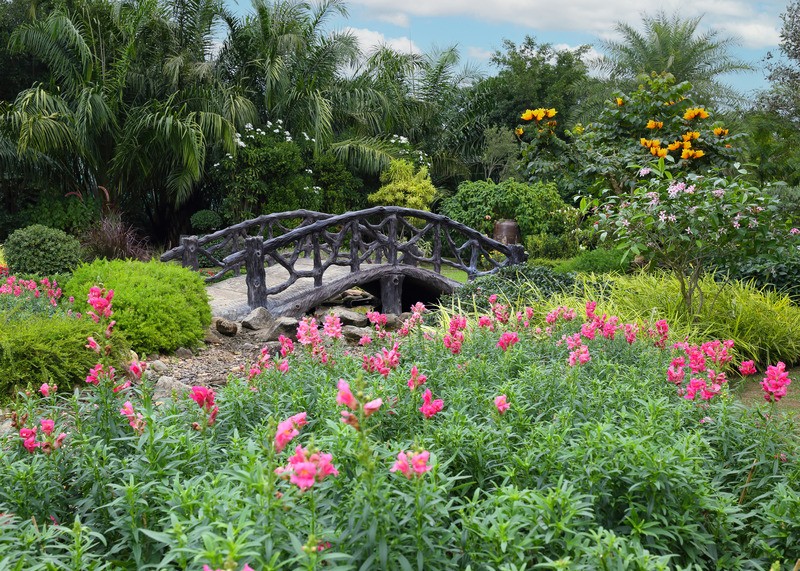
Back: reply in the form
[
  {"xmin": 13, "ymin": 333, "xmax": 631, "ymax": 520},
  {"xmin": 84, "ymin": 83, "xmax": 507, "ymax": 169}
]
[{"xmin": 207, "ymin": 258, "xmax": 383, "ymax": 319}]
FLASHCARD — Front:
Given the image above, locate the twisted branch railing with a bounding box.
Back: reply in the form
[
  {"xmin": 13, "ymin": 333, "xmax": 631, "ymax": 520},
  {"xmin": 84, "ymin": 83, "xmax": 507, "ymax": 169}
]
[{"xmin": 162, "ymin": 207, "xmax": 527, "ymax": 314}]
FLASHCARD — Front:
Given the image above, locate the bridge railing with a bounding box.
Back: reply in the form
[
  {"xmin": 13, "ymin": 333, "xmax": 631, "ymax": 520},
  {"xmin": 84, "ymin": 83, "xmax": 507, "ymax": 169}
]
[
  {"xmin": 160, "ymin": 210, "xmax": 333, "ymax": 282},
  {"xmin": 218, "ymin": 207, "xmax": 527, "ymax": 309}
]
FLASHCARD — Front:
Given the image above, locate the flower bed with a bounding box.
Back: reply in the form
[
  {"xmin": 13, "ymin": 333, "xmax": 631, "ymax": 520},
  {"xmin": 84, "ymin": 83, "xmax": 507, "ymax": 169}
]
[{"xmin": 0, "ymin": 291, "xmax": 798, "ymax": 569}]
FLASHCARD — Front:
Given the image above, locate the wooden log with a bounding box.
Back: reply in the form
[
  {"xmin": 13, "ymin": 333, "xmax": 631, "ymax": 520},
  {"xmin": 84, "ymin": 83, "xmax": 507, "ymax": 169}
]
[
  {"xmin": 245, "ymin": 237, "xmax": 268, "ymax": 308},
  {"xmin": 181, "ymin": 236, "xmax": 199, "ymax": 271},
  {"xmin": 380, "ymin": 273, "xmax": 404, "ymax": 315},
  {"xmin": 433, "ymin": 222, "xmax": 442, "ymax": 274},
  {"xmin": 350, "ymin": 220, "xmax": 361, "ymax": 272},
  {"xmin": 313, "ymin": 234, "xmax": 322, "ymax": 287}
]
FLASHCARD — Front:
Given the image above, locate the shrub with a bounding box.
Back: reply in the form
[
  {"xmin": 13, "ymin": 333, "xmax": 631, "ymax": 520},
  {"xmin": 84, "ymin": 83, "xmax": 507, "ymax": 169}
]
[
  {"xmin": 440, "ymin": 179, "xmax": 579, "ymax": 243},
  {"xmin": 65, "ymin": 260, "xmax": 211, "ymax": 355},
  {"xmin": 81, "ymin": 215, "xmax": 150, "ymax": 262},
  {"xmin": 368, "ymin": 159, "xmax": 437, "ymax": 211},
  {"xmin": 525, "ymin": 231, "xmax": 578, "ymax": 259},
  {"xmin": 554, "ymin": 247, "xmax": 630, "ymax": 274},
  {"xmin": 5, "ymin": 224, "xmax": 82, "ymax": 276},
  {"xmin": 0, "ymin": 314, "xmax": 105, "ymax": 399},
  {"xmin": 190, "ymin": 209, "xmax": 222, "ymax": 233}
]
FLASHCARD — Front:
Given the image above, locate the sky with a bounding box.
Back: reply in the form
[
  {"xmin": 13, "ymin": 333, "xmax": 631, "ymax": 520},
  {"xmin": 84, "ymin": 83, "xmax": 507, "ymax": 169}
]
[{"xmin": 320, "ymin": 0, "xmax": 789, "ymax": 96}]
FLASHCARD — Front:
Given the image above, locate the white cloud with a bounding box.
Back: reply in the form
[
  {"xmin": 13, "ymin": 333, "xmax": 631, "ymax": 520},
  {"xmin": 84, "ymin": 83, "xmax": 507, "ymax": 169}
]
[
  {"xmin": 349, "ymin": 0, "xmax": 782, "ymax": 49},
  {"xmin": 466, "ymin": 46, "xmax": 493, "ymax": 60},
  {"xmin": 346, "ymin": 26, "xmax": 422, "ymax": 54},
  {"xmin": 375, "ymin": 12, "xmax": 410, "ymax": 27}
]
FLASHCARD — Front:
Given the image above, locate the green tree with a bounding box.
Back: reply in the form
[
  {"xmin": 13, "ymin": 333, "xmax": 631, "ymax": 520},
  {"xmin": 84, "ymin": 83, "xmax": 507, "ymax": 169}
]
[
  {"xmin": 598, "ymin": 11, "xmax": 752, "ymax": 105},
  {"xmin": 368, "ymin": 159, "xmax": 436, "ymax": 211}
]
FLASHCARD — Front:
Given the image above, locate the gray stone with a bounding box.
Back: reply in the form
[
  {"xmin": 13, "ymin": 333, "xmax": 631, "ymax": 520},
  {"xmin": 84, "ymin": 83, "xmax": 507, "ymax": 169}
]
[
  {"xmin": 174, "ymin": 347, "xmax": 193, "ymax": 359},
  {"xmin": 204, "ymin": 329, "xmax": 223, "ymax": 344},
  {"xmin": 242, "ymin": 307, "xmax": 276, "ymax": 331},
  {"xmin": 342, "ymin": 325, "xmax": 373, "ymax": 343},
  {"xmin": 384, "ymin": 313, "xmax": 400, "ymax": 329},
  {"xmin": 216, "ymin": 318, "xmax": 239, "ymax": 336},
  {"xmin": 153, "ymin": 376, "xmax": 191, "ymax": 402},
  {"xmin": 269, "ymin": 316, "xmax": 298, "ymax": 339},
  {"xmin": 150, "ymin": 359, "xmax": 168, "ymax": 373},
  {"xmin": 315, "ymin": 306, "xmax": 368, "ymax": 327},
  {"xmin": 0, "ymin": 418, "xmax": 13, "ymax": 438}
]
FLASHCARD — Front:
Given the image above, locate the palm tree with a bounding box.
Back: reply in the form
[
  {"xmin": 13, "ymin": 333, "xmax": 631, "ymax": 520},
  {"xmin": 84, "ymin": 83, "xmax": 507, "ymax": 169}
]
[
  {"xmin": 598, "ymin": 11, "xmax": 752, "ymax": 105},
  {"xmin": 4, "ymin": 0, "xmax": 255, "ymax": 242}
]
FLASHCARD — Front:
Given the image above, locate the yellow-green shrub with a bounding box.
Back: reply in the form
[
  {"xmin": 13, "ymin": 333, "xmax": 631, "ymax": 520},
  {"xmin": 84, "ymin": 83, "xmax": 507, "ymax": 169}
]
[{"xmin": 65, "ymin": 259, "xmax": 211, "ymax": 355}]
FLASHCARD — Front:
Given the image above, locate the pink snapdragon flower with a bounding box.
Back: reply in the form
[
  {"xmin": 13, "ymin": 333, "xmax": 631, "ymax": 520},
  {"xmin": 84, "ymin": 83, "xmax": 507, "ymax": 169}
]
[
  {"xmin": 407, "ymin": 365, "xmax": 427, "ymax": 391},
  {"xmin": 39, "ymin": 383, "xmax": 56, "ymax": 397},
  {"xmin": 336, "ymin": 379, "xmax": 358, "ymax": 410},
  {"xmin": 494, "ymin": 394, "xmax": 510, "ymax": 414},
  {"xmin": 496, "ymin": 332, "xmax": 519, "ymax": 351},
  {"xmin": 419, "ymin": 389, "xmax": 443, "ymax": 419},
  {"xmin": 762, "ymin": 362, "xmax": 792, "ymax": 402},
  {"xmin": 363, "ymin": 398, "xmax": 383, "ymax": 417},
  {"xmin": 391, "ymin": 450, "xmax": 432, "ymax": 478},
  {"xmin": 738, "ymin": 360, "xmax": 757, "ymax": 376},
  {"xmin": 40, "ymin": 419, "xmax": 54, "ymax": 436},
  {"xmin": 323, "ymin": 314, "xmax": 343, "ymax": 339}
]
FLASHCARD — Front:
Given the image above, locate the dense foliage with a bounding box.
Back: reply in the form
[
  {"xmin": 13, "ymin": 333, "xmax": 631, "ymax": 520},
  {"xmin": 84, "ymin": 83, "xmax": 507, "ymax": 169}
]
[
  {"xmin": 65, "ymin": 260, "xmax": 211, "ymax": 355},
  {"xmin": 0, "ymin": 291, "xmax": 797, "ymax": 568},
  {"xmin": 4, "ymin": 224, "xmax": 82, "ymax": 276}
]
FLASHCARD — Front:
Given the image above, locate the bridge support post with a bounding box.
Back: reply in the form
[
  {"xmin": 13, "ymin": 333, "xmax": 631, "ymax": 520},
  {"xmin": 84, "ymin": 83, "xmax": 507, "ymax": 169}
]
[
  {"xmin": 380, "ymin": 273, "xmax": 404, "ymax": 315},
  {"xmin": 181, "ymin": 236, "xmax": 199, "ymax": 271},
  {"xmin": 245, "ymin": 237, "xmax": 268, "ymax": 309}
]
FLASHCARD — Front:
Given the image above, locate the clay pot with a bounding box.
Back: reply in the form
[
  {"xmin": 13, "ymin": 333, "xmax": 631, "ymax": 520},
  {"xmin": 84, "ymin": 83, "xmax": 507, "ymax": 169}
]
[{"xmin": 493, "ymin": 219, "xmax": 521, "ymax": 245}]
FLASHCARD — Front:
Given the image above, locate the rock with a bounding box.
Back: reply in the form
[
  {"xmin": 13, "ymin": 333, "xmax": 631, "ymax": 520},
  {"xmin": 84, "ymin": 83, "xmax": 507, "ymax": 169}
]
[
  {"xmin": 174, "ymin": 347, "xmax": 193, "ymax": 359},
  {"xmin": 315, "ymin": 306, "xmax": 368, "ymax": 327},
  {"xmin": 342, "ymin": 325, "xmax": 373, "ymax": 343},
  {"xmin": 269, "ymin": 316, "xmax": 299, "ymax": 339},
  {"xmin": 242, "ymin": 307, "xmax": 276, "ymax": 331},
  {"xmin": 216, "ymin": 318, "xmax": 238, "ymax": 336},
  {"xmin": 150, "ymin": 359, "xmax": 168, "ymax": 373},
  {"xmin": 0, "ymin": 418, "xmax": 13, "ymax": 438},
  {"xmin": 399, "ymin": 312, "xmax": 412, "ymax": 323},
  {"xmin": 153, "ymin": 376, "xmax": 191, "ymax": 401},
  {"xmin": 384, "ymin": 313, "xmax": 401, "ymax": 329},
  {"xmin": 204, "ymin": 329, "xmax": 224, "ymax": 344}
]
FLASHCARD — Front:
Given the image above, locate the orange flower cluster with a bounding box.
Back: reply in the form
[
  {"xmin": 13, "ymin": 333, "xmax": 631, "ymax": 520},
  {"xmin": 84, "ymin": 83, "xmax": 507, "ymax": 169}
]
[
  {"xmin": 521, "ymin": 108, "xmax": 557, "ymax": 121},
  {"xmin": 713, "ymin": 127, "xmax": 729, "ymax": 137},
  {"xmin": 683, "ymin": 107, "xmax": 709, "ymax": 120},
  {"xmin": 646, "ymin": 119, "xmax": 664, "ymax": 129},
  {"xmin": 616, "ymin": 97, "xmax": 624, "ymax": 106},
  {"xmin": 640, "ymin": 138, "xmax": 668, "ymax": 157}
]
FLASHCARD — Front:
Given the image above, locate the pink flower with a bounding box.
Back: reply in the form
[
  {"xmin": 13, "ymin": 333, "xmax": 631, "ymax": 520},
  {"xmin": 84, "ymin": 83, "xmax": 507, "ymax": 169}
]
[
  {"xmin": 278, "ymin": 335, "xmax": 295, "ymax": 357},
  {"xmin": 54, "ymin": 433, "xmax": 67, "ymax": 449},
  {"xmin": 129, "ymin": 360, "xmax": 146, "ymax": 379},
  {"xmin": 407, "ymin": 365, "xmax": 427, "ymax": 391},
  {"xmin": 39, "ymin": 383, "xmax": 55, "ymax": 397},
  {"xmin": 275, "ymin": 421, "xmax": 299, "ymax": 453},
  {"xmin": 189, "ymin": 386, "xmax": 216, "ymax": 411},
  {"xmin": 40, "ymin": 419, "xmax": 54, "ymax": 436},
  {"xmin": 585, "ymin": 301, "xmax": 597, "ymax": 319},
  {"xmin": 311, "ymin": 451, "xmax": 339, "ymax": 481},
  {"xmin": 323, "ymin": 314, "xmax": 343, "ymax": 339},
  {"xmin": 85, "ymin": 363, "xmax": 105, "ymax": 385},
  {"xmin": 494, "ymin": 394, "xmax": 510, "ymax": 414},
  {"xmin": 363, "ymin": 398, "xmax": 383, "ymax": 417},
  {"xmin": 278, "ymin": 359, "xmax": 290, "ymax": 373},
  {"xmin": 762, "ymin": 361, "xmax": 792, "ymax": 403},
  {"xmin": 568, "ymin": 345, "xmax": 591, "ymax": 367},
  {"xmin": 336, "ymin": 379, "xmax": 358, "ymax": 410},
  {"xmin": 496, "ymin": 332, "xmax": 519, "ymax": 351},
  {"xmin": 700, "ymin": 416, "xmax": 713, "ymax": 424},
  {"xmin": 478, "ymin": 315, "xmax": 494, "ymax": 329},
  {"xmin": 488, "ymin": 294, "xmax": 498, "ymax": 304},
  {"xmin": 739, "ymin": 360, "xmax": 757, "ymax": 376},
  {"xmin": 358, "ymin": 335, "xmax": 372, "ymax": 346},
  {"xmin": 289, "ymin": 412, "xmax": 308, "ymax": 427},
  {"xmin": 85, "ymin": 337, "xmax": 100, "ymax": 353},
  {"xmin": 410, "ymin": 450, "xmax": 432, "ymax": 475},
  {"xmin": 390, "ymin": 451, "xmax": 412, "ymax": 478},
  {"xmin": 19, "ymin": 427, "xmax": 36, "ymax": 439},
  {"xmin": 419, "ymin": 389, "xmax": 443, "ymax": 419},
  {"xmin": 296, "ymin": 317, "xmax": 321, "ymax": 346},
  {"xmin": 23, "ymin": 436, "xmax": 39, "ymax": 453},
  {"xmin": 119, "ymin": 401, "xmax": 145, "ymax": 433}
]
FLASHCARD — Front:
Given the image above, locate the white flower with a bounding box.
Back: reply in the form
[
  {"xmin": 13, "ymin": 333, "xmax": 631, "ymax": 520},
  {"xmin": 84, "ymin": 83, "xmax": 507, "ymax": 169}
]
[
  {"xmin": 244, "ymin": 123, "xmax": 253, "ymax": 130},
  {"xmin": 237, "ymin": 140, "xmax": 246, "ymax": 148},
  {"xmin": 266, "ymin": 121, "xmax": 272, "ymax": 127},
  {"xmin": 276, "ymin": 119, "xmax": 283, "ymax": 124},
  {"xmin": 305, "ymin": 168, "xmax": 313, "ymax": 174},
  {"xmin": 274, "ymin": 128, "xmax": 280, "ymax": 133},
  {"xmin": 213, "ymin": 163, "xmax": 220, "ymax": 168}
]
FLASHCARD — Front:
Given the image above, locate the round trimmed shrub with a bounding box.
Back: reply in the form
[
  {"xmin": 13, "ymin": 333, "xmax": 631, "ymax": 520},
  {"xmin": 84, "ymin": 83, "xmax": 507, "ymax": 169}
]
[
  {"xmin": 190, "ymin": 209, "xmax": 222, "ymax": 233},
  {"xmin": 5, "ymin": 224, "xmax": 82, "ymax": 276},
  {"xmin": 65, "ymin": 259, "xmax": 211, "ymax": 355}
]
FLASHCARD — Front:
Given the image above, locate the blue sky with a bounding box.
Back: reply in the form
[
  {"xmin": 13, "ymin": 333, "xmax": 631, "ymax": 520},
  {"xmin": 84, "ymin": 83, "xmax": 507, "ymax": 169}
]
[{"xmin": 324, "ymin": 0, "xmax": 788, "ymax": 96}]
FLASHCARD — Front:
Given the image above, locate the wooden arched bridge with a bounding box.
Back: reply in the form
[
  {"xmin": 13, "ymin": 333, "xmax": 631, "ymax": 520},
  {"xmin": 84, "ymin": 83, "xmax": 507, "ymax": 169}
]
[{"xmin": 161, "ymin": 207, "xmax": 527, "ymax": 318}]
